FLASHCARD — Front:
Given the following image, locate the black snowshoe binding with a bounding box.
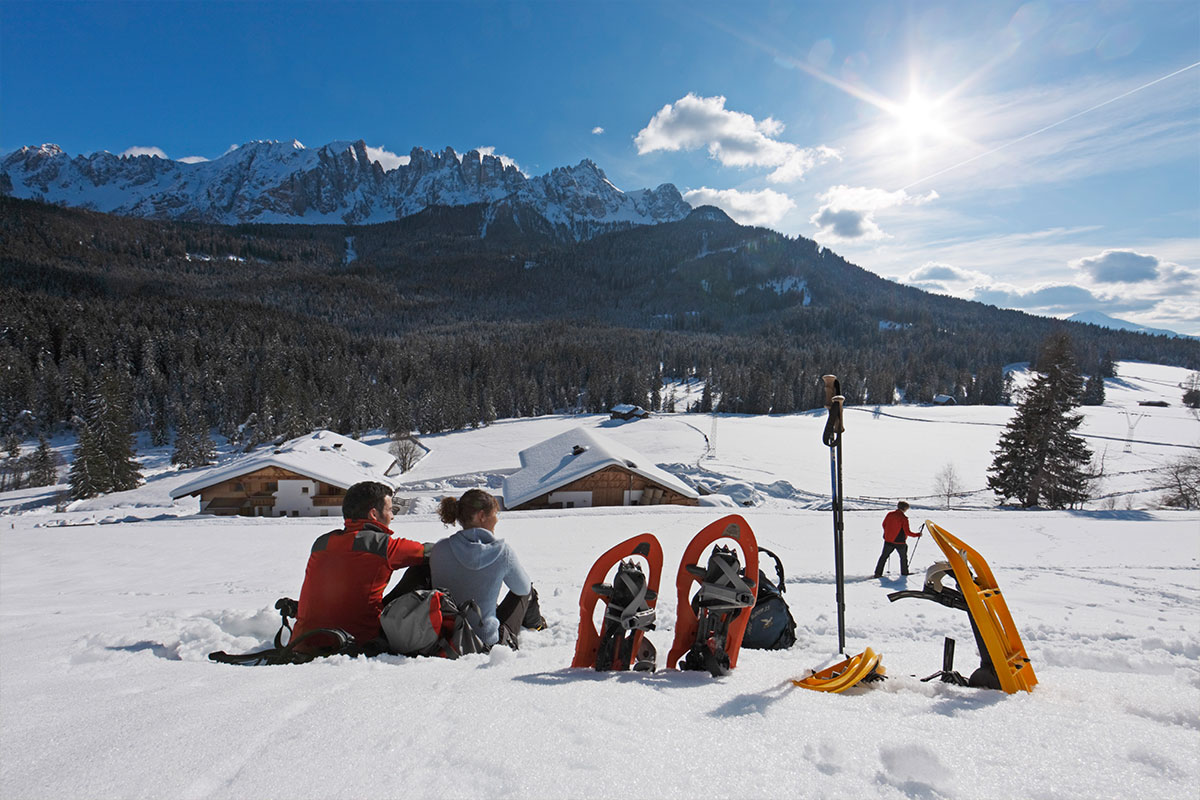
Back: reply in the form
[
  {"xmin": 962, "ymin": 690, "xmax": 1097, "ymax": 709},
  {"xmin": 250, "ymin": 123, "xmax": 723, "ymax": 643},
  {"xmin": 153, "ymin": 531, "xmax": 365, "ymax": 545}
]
[
  {"xmin": 593, "ymin": 559, "xmax": 658, "ymax": 672},
  {"xmin": 680, "ymin": 545, "xmax": 756, "ymax": 677},
  {"xmin": 888, "ymin": 562, "xmax": 1002, "ymax": 690}
]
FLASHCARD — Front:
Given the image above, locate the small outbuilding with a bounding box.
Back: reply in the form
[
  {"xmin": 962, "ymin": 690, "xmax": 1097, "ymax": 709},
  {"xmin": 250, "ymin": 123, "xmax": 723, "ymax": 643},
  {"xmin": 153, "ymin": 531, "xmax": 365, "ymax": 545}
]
[
  {"xmin": 169, "ymin": 430, "xmax": 399, "ymax": 517},
  {"xmin": 610, "ymin": 404, "xmax": 650, "ymax": 421},
  {"xmin": 502, "ymin": 427, "xmax": 699, "ymax": 511}
]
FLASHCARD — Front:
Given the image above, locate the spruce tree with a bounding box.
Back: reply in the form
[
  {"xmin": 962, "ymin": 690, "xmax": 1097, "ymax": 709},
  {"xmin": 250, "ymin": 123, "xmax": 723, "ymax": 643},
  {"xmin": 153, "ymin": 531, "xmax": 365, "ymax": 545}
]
[
  {"xmin": 172, "ymin": 403, "xmax": 216, "ymax": 469},
  {"xmin": 68, "ymin": 423, "xmax": 104, "ymax": 499},
  {"xmin": 1081, "ymin": 372, "xmax": 1105, "ymax": 406},
  {"xmin": 987, "ymin": 333, "xmax": 1093, "ymax": 508},
  {"xmin": 69, "ymin": 373, "xmax": 143, "ymax": 499},
  {"xmin": 29, "ymin": 434, "xmax": 58, "ymax": 487}
]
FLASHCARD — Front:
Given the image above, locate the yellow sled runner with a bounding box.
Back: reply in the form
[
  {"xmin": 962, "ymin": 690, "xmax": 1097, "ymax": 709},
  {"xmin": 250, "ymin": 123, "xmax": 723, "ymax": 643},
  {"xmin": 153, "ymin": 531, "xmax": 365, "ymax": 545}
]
[
  {"xmin": 893, "ymin": 521, "xmax": 1037, "ymax": 694},
  {"xmin": 792, "ymin": 648, "xmax": 885, "ymax": 693}
]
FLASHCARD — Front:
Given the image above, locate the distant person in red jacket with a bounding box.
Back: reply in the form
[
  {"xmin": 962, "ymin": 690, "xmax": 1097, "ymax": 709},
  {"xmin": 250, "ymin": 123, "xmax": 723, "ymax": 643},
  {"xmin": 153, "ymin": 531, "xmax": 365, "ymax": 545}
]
[
  {"xmin": 292, "ymin": 481, "xmax": 429, "ymax": 651},
  {"xmin": 874, "ymin": 500, "xmax": 921, "ymax": 578}
]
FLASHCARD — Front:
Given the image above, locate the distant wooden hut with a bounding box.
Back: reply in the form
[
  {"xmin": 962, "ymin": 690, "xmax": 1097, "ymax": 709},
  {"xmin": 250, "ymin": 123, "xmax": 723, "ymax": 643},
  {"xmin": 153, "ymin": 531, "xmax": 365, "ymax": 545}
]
[{"xmin": 609, "ymin": 403, "xmax": 650, "ymax": 421}]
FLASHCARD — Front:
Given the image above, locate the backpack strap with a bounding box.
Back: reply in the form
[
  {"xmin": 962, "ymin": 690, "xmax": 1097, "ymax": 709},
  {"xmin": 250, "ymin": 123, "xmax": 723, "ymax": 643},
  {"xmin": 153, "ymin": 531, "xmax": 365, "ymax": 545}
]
[
  {"xmin": 757, "ymin": 548, "xmax": 786, "ymax": 594},
  {"xmin": 273, "ymin": 597, "xmax": 299, "ymax": 649}
]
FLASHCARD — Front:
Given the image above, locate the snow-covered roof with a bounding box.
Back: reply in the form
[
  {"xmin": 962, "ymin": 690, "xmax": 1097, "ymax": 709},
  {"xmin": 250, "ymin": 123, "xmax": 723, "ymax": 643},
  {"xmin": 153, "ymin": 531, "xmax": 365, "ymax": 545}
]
[
  {"xmin": 502, "ymin": 427, "xmax": 698, "ymax": 509},
  {"xmin": 170, "ymin": 431, "xmax": 398, "ymax": 499}
]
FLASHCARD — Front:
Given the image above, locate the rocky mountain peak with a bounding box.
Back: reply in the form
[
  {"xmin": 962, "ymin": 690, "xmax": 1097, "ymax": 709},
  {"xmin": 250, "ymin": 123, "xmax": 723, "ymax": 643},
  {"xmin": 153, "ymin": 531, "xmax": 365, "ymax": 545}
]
[{"xmin": 1, "ymin": 139, "xmax": 691, "ymax": 237}]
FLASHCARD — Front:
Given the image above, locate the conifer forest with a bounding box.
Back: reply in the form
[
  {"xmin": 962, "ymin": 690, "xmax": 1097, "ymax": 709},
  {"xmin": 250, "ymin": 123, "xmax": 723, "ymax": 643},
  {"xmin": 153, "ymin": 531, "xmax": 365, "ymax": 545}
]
[{"xmin": 2, "ymin": 197, "xmax": 1198, "ymax": 448}]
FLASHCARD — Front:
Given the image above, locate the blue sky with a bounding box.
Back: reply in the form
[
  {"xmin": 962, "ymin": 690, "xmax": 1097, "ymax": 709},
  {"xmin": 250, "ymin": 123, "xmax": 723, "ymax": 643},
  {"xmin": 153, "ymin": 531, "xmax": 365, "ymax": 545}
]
[{"xmin": 3, "ymin": 0, "xmax": 1198, "ymax": 334}]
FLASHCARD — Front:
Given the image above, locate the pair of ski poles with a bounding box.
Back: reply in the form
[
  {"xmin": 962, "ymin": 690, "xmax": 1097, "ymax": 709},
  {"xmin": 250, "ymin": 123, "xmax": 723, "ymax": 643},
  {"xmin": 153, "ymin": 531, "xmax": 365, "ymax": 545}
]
[{"xmin": 820, "ymin": 375, "xmax": 847, "ymax": 656}]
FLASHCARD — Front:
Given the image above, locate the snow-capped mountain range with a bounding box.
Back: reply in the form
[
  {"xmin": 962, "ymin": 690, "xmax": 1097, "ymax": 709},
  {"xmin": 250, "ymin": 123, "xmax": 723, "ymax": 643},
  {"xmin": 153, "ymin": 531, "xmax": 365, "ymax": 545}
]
[{"xmin": 0, "ymin": 140, "xmax": 691, "ymax": 238}]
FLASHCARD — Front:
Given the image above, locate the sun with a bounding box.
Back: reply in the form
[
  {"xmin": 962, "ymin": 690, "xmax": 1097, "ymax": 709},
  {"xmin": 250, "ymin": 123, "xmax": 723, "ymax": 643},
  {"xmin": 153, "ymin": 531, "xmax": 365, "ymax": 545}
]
[{"xmin": 892, "ymin": 91, "xmax": 950, "ymax": 145}]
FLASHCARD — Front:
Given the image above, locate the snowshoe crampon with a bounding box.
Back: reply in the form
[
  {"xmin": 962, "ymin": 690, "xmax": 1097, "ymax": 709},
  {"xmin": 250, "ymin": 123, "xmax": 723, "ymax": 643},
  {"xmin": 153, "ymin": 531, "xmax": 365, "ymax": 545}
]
[
  {"xmin": 667, "ymin": 515, "xmax": 758, "ymax": 677},
  {"xmin": 887, "ymin": 521, "xmax": 1037, "ymax": 694},
  {"xmin": 572, "ymin": 534, "xmax": 663, "ymax": 672},
  {"xmin": 792, "ymin": 648, "xmax": 885, "ymax": 693}
]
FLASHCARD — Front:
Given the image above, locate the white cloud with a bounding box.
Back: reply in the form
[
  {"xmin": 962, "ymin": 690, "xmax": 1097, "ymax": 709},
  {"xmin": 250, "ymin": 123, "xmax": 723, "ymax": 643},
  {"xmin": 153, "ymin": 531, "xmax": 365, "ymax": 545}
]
[
  {"xmin": 365, "ymin": 145, "xmax": 409, "ymax": 171},
  {"xmin": 1073, "ymin": 249, "xmax": 1159, "ymax": 283},
  {"xmin": 177, "ymin": 156, "xmax": 209, "ymax": 164},
  {"xmin": 120, "ymin": 146, "xmax": 168, "ymax": 159},
  {"xmin": 810, "ymin": 184, "xmax": 938, "ymax": 241},
  {"xmin": 904, "ymin": 261, "xmax": 989, "ymax": 285},
  {"xmin": 971, "ymin": 282, "xmax": 1114, "ymax": 313},
  {"xmin": 682, "ymin": 186, "xmax": 796, "ymax": 227},
  {"xmin": 635, "ymin": 93, "xmax": 839, "ymax": 183},
  {"xmin": 474, "ymin": 146, "xmax": 523, "ymax": 173},
  {"xmin": 591, "ymin": 126, "xmax": 605, "ymax": 135}
]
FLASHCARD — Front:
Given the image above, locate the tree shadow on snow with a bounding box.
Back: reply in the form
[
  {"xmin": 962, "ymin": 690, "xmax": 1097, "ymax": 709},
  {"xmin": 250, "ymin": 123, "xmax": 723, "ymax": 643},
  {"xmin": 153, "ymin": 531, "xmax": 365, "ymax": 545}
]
[{"xmin": 1065, "ymin": 509, "xmax": 1155, "ymax": 521}]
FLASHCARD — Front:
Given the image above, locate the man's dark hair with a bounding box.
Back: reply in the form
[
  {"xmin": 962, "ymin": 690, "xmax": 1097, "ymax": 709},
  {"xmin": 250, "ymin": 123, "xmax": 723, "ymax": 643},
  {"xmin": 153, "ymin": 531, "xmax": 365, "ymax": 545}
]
[
  {"xmin": 343, "ymin": 481, "xmax": 393, "ymax": 520},
  {"xmin": 897, "ymin": 500, "xmax": 910, "ymax": 511}
]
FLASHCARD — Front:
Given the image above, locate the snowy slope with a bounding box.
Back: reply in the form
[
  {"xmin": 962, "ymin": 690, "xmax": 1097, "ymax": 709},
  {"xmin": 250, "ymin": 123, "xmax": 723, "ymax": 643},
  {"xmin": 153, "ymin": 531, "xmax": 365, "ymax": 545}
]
[
  {"xmin": 0, "ymin": 362, "xmax": 1197, "ymax": 799},
  {"xmin": 0, "ymin": 140, "xmax": 690, "ymax": 236}
]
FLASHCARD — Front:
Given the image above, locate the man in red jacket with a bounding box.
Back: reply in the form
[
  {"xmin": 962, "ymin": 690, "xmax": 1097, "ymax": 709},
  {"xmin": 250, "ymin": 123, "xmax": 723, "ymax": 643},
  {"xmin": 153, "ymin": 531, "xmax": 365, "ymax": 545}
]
[
  {"xmin": 873, "ymin": 500, "xmax": 921, "ymax": 578},
  {"xmin": 292, "ymin": 481, "xmax": 429, "ymax": 650}
]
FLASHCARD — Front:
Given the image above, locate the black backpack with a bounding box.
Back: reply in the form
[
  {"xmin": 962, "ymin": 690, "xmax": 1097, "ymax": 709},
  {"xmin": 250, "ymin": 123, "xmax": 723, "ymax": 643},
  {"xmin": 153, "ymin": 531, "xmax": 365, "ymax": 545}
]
[{"xmin": 740, "ymin": 547, "xmax": 797, "ymax": 650}]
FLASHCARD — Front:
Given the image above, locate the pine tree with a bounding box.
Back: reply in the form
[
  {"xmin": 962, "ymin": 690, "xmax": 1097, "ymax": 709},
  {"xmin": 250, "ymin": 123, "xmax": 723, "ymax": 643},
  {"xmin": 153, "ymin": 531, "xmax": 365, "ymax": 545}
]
[
  {"xmin": 29, "ymin": 434, "xmax": 58, "ymax": 487},
  {"xmin": 69, "ymin": 373, "xmax": 143, "ymax": 499},
  {"xmin": 68, "ymin": 423, "xmax": 105, "ymax": 500},
  {"xmin": 172, "ymin": 403, "xmax": 216, "ymax": 469},
  {"xmin": 1081, "ymin": 372, "xmax": 1105, "ymax": 406},
  {"xmin": 987, "ymin": 333, "xmax": 1094, "ymax": 508}
]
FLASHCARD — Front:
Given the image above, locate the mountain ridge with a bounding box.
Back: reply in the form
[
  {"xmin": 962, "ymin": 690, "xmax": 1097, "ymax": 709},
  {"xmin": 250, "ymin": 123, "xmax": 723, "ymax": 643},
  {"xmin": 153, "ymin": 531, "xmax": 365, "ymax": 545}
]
[
  {"xmin": 0, "ymin": 139, "xmax": 690, "ymax": 239},
  {"xmin": 1066, "ymin": 310, "xmax": 1195, "ymax": 340}
]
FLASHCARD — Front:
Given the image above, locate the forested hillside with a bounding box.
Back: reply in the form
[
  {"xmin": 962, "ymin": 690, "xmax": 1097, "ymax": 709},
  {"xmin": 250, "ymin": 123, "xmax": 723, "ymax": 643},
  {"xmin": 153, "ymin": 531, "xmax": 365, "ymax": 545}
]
[{"xmin": 2, "ymin": 197, "xmax": 1196, "ymax": 443}]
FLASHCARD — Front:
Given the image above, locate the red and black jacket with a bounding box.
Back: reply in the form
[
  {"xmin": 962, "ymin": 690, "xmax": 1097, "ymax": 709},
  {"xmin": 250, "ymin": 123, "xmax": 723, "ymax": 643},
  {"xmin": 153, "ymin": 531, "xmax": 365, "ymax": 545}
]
[
  {"xmin": 882, "ymin": 510, "xmax": 915, "ymax": 543},
  {"xmin": 292, "ymin": 520, "xmax": 425, "ymax": 645}
]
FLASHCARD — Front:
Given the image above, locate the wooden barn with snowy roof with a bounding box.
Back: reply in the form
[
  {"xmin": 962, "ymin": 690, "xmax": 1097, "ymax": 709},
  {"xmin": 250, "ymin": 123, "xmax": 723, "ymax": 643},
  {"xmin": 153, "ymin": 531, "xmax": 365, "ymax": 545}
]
[
  {"xmin": 170, "ymin": 430, "xmax": 400, "ymax": 517},
  {"xmin": 502, "ymin": 427, "xmax": 699, "ymax": 511}
]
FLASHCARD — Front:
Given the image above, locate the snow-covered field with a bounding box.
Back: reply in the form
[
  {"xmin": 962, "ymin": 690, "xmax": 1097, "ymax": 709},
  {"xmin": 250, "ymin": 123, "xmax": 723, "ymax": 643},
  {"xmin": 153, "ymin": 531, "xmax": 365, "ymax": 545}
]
[{"xmin": 1, "ymin": 362, "xmax": 1197, "ymax": 799}]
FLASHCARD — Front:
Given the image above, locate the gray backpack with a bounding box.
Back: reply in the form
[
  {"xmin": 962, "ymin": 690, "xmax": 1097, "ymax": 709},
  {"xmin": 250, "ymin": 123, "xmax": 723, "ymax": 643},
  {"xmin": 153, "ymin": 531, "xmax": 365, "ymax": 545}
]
[{"xmin": 380, "ymin": 589, "xmax": 486, "ymax": 659}]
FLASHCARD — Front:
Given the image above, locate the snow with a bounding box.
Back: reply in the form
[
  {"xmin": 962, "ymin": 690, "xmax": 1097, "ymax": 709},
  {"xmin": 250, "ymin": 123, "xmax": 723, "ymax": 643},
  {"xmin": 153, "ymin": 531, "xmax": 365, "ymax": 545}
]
[{"xmin": 1, "ymin": 362, "xmax": 1198, "ymax": 798}]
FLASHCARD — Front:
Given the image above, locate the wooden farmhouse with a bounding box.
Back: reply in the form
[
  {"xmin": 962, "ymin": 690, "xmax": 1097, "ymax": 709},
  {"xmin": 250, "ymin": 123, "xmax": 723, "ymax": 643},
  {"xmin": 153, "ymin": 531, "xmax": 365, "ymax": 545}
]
[
  {"xmin": 169, "ymin": 430, "xmax": 399, "ymax": 517},
  {"xmin": 502, "ymin": 427, "xmax": 699, "ymax": 511}
]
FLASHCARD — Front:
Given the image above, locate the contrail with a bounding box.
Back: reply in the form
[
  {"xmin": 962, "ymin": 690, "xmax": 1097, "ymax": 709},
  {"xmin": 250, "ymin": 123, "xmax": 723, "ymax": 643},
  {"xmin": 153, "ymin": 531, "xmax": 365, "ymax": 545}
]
[{"xmin": 900, "ymin": 61, "xmax": 1200, "ymax": 191}]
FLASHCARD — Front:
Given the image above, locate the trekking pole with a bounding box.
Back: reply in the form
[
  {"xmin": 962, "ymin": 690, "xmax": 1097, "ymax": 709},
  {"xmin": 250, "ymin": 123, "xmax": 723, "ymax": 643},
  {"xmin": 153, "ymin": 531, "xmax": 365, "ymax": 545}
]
[
  {"xmin": 910, "ymin": 523, "xmax": 925, "ymax": 565},
  {"xmin": 820, "ymin": 375, "xmax": 846, "ymax": 655}
]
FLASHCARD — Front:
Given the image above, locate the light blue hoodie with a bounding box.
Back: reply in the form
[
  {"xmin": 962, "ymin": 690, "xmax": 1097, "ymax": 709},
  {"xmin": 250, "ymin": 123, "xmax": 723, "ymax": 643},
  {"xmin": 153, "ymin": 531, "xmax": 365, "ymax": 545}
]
[{"xmin": 429, "ymin": 528, "xmax": 531, "ymax": 646}]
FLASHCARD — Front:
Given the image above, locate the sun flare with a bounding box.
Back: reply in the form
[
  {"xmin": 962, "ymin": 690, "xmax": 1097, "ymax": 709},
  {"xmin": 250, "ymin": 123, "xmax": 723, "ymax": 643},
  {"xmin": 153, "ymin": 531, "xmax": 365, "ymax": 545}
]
[{"xmin": 894, "ymin": 92, "xmax": 946, "ymax": 141}]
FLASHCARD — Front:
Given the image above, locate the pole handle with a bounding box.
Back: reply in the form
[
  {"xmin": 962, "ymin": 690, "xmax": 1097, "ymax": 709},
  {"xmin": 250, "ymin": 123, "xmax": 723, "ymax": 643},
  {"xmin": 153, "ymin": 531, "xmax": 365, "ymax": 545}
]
[{"xmin": 820, "ymin": 374, "xmax": 841, "ymax": 408}]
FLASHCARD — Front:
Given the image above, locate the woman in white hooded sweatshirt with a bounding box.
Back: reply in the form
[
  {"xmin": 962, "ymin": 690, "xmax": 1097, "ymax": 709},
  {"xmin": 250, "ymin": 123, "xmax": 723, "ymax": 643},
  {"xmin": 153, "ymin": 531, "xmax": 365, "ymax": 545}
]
[{"xmin": 430, "ymin": 490, "xmax": 544, "ymax": 648}]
